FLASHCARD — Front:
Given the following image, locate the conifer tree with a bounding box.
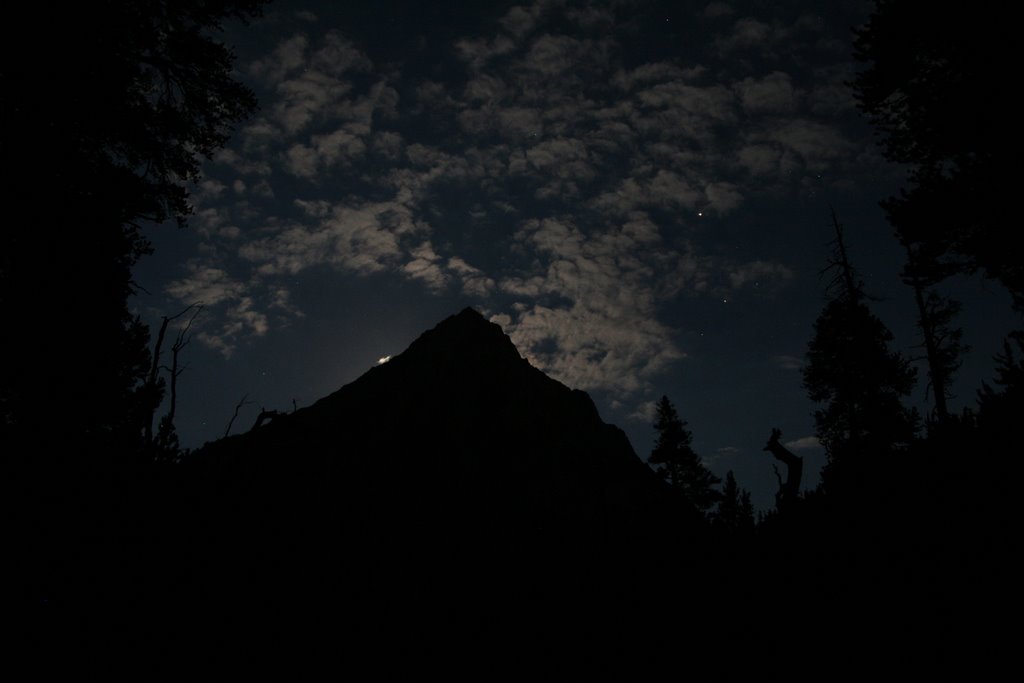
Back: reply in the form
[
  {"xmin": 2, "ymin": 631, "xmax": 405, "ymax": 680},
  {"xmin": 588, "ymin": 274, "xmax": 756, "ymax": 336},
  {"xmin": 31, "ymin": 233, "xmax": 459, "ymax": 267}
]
[
  {"xmin": 713, "ymin": 470, "xmax": 755, "ymax": 533},
  {"xmin": 648, "ymin": 396, "xmax": 721, "ymax": 516},
  {"xmin": 902, "ymin": 245, "xmax": 967, "ymax": 426},
  {"xmin": 803, "ymin": 212, "xmax": 918, "ymax": 491},
  {"xmin": 852, "ymin": 1, "xmax": 1020, "ymax": 311}
]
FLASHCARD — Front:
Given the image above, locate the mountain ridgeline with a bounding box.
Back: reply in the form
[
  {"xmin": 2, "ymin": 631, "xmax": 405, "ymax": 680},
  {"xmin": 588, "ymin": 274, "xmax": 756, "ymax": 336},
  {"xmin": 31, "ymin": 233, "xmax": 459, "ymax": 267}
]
[
  {"xmin": 194, "ymin": 307, "xmax": 697, "ymax": 548},
  {"xmin": 20, "ymin": 306, "xmax": 1011, "ymax": 679},
  {"xmin": 163, "ymin": 308, "xmax": 706, "ymax": 675}
]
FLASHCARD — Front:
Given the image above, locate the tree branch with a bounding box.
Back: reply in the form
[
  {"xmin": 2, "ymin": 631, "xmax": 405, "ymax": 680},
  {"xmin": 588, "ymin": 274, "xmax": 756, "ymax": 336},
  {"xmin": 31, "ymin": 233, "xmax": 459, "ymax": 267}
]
[{"xmin": 224, "ymin": 393, "xmax": 253, "ymax": 438}]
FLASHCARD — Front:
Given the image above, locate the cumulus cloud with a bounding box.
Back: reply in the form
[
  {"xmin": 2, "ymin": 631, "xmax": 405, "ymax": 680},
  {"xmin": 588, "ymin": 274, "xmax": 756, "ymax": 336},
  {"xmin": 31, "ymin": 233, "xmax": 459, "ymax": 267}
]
[
  {"xmin": 456, "ymin": 35, "xmax": 516, "ymax": 71},
  {"xmin": 501, "ymin": 4, "xmax": 543, "ymax": 37},
  {"xmin": 734, "ymin": 71, "xmax": 797, "ymax": 113},
  {"xmin": 629, "ymin": 400, "xmax": 659, "ymax": 423},
  {"xmin": 770, "ymin": 120, "xmax": 851, "ymax": 170},
  {"xmin": 728, "ymin": 260, "xmax": 794, "ymax": 289},
  {"xmin": 248, "ymin": 34, "xmax": 309, "ymax": 84},
  {"xmin": 238, "ymin": 195, "xmax": 425, "ymax": 277},
  {"xmin": 784, "ymin": 436, "xmax": 821, "ymax": 451},
  {"xmin": 166, "ymin": 263, "xmax": 246, "ymax": 307},
  {"xmin": 498, "ymin": 216, "xmax": 685, "ymax": 395},
  {"xmin": 178, "ymin": 0, "xmax": 864, "ymax": 386},
  {"xmin": 715, "ymin": 17, "xmax": 782, "ymax": 55},
  {"xmin": 196, "ymin": 296, "xmax": 270, "ymax": 358}
]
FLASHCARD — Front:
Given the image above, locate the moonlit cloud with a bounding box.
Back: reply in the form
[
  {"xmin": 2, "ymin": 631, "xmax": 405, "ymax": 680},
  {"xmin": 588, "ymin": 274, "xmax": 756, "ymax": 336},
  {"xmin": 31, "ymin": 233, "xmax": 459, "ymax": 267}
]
[
  {"xmin": 734, "ymin": 71, "xmax": 798, "ymax": 113},
  {"xmin": 165, "ymin": 0, "xmax": 868, "ymax": 393},
  {"xmin": 166, "ymin": 263, "xmax": 246, "ymax": 307},
  {"xmin": 728, "ymin": 260, "xmax": 795, "ymax": 289},
  {"xmin": 784, "ymin": 436, "xmax": 822, "ymax": 451}
]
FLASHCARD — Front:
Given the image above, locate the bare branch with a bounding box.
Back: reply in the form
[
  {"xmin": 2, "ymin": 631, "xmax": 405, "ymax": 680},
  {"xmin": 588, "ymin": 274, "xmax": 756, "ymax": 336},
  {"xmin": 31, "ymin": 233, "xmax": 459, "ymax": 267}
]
[
  {"xmin": 145, "ymin": 316, "xmax": 172, "ymax": 444},
  {"xmin": 224, "ymin": 393, "xmax": 253, "ymax": 438},
  {"xmin": 165, "ymin": 304, "xmax": 204, "ymax": 433}
]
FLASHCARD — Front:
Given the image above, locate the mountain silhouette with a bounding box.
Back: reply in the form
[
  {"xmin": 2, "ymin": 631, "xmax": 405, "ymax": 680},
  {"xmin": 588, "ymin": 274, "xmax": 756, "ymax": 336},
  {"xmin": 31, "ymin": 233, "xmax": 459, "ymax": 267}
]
[
  {"xmin": 192, "ymin": 307, "xmax": 698, "ymax": 550},
  {"xmin": 170, "ymin": 307, "xmax": 703, "ymax": 675}
]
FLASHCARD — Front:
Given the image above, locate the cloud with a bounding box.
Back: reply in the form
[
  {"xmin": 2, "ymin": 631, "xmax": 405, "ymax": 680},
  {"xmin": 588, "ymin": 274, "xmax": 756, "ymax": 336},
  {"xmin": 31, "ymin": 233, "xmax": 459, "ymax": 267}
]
[
  {"xmin": 565, "ymin": 5, "xmax": 614, "ymax": 30},
  {"xmin": 715, "ymin": 17, "xmax": 783, "ymax": 55},
  {"xmin": 734, "ymin": 71, "xmax": 797, "ymax": 113},
  {"xmin": 784, "ymin": 436, "xmax": 821, "ymax": 451},
  {"xmin": 284, "ymin": 143, "xmax": 319, "ymax": 178},
  {"xmin": 259, "ymin": 33, "xmax": 382, "ymax": 139},
  {"xmin": 456, "ymin": 35, "xmax": 516, "ymax": 71},
  {"xmin": 448, "ymin": 257, "xmax": 496, "ymax": 297},
  {"xmin": 312, "ymin": 32, "xmax": 372, "ymax": 77},
  {"xmin": 248, "ymin": 34, "xmax": 309, "ymax": 84},
  {"xmin": 629, "ymin": 400, "xmax": 658, "ymax": 423},
  {"xmin": 402, "ymin": 242, "xmax": 448, "ymax": 291},
  {"xmin": 196, "ymin": 296, "xmax": 270, "ymax": 358},
  {"xmin": 727, "ymin": 260, "xmax": 794, "ymax": 289},
  {"xmin": 704, "ymin": 181, "xmax": 744, "ymax": 214},
  {"xmin": 238, "ymin": 195, "xmax": 426, "ymax": 277},
  {"xmin": 736, "ymin": 143, "xmax": 784, "ymax": 176},
  {"xmin": 770, "ymin": 120, "xmax": 851, "ymax": 170},
  {"xmin": 498, "ymin": 216, "xmax": 685, "ymax": 395},
  {"xmin": 772, "ymin": 355, "xmax": 804, "ymax": 371},
  {"xmin": 212, "ymin": 148, "xmax": 272, "ymax": 177},
  {"xmin": 180, "ymin": 0, "xmax": 865, "ymax": 384},
  {"xmin": 522, "ymin": 34, "xmax": 603, "ymax": 76},
  {"xmin": 506, "ymin": 304, "xmax": 684, "ymax": 395},
  {"xmin": 164, "ymin": 264, "xmax": 276, "ymax": 357},
  {"xmin": 611, "ymin": 62, "xmax": 703, "ymax": 91},
  {"xmin": 273, "ymin": 70, "xmax": 354, "ymax": 135},
  {"xmin": 166, "ymin": 263, "xmax": 246, "ymax": 307},
  {"xmin": 592, "ymin": 173, "xmax": 704, "ymax": 217},
  {"xmin": 501, "ymin": 4, "xmax": 542, "ymax": 37},
  {"xmin": 703, "ymin": 2, "xmax": 735, "ymax": 19},
  {"xmin": 284, "ymin": 127, "xmax": 368, "ymax": 177}
]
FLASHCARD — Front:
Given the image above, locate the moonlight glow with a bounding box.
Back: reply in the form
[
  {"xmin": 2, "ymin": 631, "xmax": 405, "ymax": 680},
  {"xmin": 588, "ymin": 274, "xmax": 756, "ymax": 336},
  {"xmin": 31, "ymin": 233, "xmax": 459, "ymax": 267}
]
[{"xmin": 377, "ymin": 355, "xmax": 392, "ymax": 365}]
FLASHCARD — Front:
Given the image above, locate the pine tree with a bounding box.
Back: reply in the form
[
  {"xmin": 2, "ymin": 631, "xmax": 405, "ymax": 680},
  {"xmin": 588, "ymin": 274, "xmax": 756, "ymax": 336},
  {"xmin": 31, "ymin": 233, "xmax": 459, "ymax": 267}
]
[
  {"xmin": 852, "ymin": 1, "xmax": 1021, "ymax": 311},
  {"xmin": 648, "ymin": 396, "xmax": 721, "ymax": 516},
  {"xmin": 902, "ymin": 245, "xmax": 967, "ymax": 426},
  {"xmin": 803, "ymin": 212, "xmax": 918, "ymax": 492},
  {"xmin": 713, "ymin": 470, "xmax": 755, "ymax": 534},
  {"xmin": 977, "ymin": 332, "xmax": 1024, "ymax": 424}
]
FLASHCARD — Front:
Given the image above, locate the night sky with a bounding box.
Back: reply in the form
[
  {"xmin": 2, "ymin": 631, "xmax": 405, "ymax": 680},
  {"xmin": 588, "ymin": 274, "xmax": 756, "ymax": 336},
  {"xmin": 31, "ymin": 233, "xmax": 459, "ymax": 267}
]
[{"xmin": 132, "ymin": 0, "xmax": 1018, "ymax": 512}]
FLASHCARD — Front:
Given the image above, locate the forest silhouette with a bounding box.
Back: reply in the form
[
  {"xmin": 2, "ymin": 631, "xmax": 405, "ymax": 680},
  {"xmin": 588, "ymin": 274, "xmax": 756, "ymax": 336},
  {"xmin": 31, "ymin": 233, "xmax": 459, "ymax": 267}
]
[{"xmin": 3, "ymin": 1, "xmax": 1018, "ymax": 679}]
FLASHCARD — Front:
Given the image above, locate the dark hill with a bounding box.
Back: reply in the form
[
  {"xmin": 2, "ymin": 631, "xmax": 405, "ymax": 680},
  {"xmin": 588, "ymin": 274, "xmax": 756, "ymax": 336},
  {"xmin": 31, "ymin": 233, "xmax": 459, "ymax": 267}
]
[
  {"xmin": 165, "ymin": 308, "xmax": 706, "ymax": 676},
  {"xmin": 195, "ymin": 307, "xmax": 697, "ymax": 550}
]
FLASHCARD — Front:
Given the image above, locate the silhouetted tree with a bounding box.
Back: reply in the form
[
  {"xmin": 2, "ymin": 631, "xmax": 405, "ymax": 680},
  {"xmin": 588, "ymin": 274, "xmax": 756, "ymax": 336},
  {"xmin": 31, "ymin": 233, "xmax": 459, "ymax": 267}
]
[
  {"xmin": 977, "ymin": 332, "xmax": 1024, "ymax": 423},
  {"xmin": 762, "ymin": 429, "xmax": 803, "ymax": 512},
  {"xmin": 224, "ymin": 394, "xmax": 254, "ymax": 437},
  {"xmin": 803, "ymin": 212, "xmax": 918, "ymax": 491},
  {"xmin": 903, "ymin": 250, "xmax": 967, "ymax": 426},
  {"xmin": 1, "ymin": 1, "xmax": 265, "ymax": 458},
  {"xmin": 852, "ymin": 1, "xmax": 1020, "ymax": 309},
  {"xmin": 151, "ymin": 305, "xmax": 203, "ymax": 462},
  {"xmin": 648, "ymin": 396, "xmax": 721, "ymax": 516},
  {"xmin": 3, "ymin": 8, "xmax": 265, "ymax": 653},
  {"xmin": 713, "ymin": 470, "xmax": 755, "ymax": 533}
]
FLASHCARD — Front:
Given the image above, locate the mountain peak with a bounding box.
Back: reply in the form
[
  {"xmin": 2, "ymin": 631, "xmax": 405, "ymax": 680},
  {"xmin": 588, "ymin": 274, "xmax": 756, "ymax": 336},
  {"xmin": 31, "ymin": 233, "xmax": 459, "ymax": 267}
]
[
  {"xmin": 454, "ymin": 306, "xmax": 485, "ymax": 320},
  {"xmin": 397, "ymin": 307, "xmax": 523, "ymax": 368}
]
